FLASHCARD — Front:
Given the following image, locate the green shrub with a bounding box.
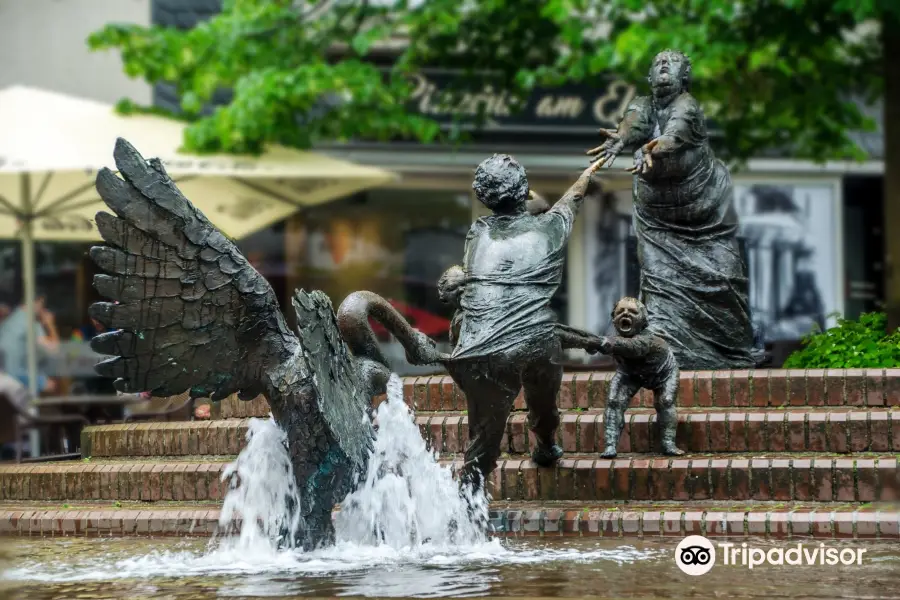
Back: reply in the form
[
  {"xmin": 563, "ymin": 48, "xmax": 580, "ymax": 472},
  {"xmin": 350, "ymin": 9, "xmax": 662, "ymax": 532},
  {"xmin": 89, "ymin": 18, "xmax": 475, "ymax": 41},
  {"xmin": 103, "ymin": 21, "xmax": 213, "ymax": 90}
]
[{"xmin": 782, "ymin": 312, "xmax": 900, "ymax": 369}]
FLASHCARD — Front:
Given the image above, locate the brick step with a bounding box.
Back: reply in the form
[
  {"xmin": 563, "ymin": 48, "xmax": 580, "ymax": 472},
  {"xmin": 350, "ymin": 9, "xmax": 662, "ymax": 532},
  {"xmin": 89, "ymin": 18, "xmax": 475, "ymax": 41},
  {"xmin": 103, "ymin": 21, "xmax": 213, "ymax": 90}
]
[
  {"xmin": 212, "ymin": 369, "xmax": 900, "ymax": 419},
  {"xmin": 82, "ymin": 407, "xmax": 900, "ymax": 459},
  {"xmin": 404, "ymin": 370, "xmax": 900, "ymax": 412},
  {"xmin": 2, "ymin": 455, "xmax": 897, "ymax": 503},
  {"xmin": 424, "ymin": 408, "xmax": 900, "ymax": 457},
  {"xmin": 2, "ymin": 500, "xmax": 897, "ymax": 540}
]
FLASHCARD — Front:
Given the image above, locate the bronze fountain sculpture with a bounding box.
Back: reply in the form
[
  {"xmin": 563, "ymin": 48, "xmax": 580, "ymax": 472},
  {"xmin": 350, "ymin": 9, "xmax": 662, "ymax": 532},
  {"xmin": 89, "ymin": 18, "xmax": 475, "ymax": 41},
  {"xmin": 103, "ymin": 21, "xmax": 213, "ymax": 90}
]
[
  {"xmin": 588, "ymin": 297, "xmax": 683, "ymax": 458},
  {"xmin": 89, "ymin": 51, "xmax": 761, "ymax": 548},
  {"xmin": 89, "ymin": 139, "xmax": 604, "ymax": 549},
  {"xmin": 89, "ymin": 139, "xmax": 447, "ymax": 549},
  {"xmin": 586, "ymin": 49, "xmax": 757, "ymax": 370},
  {"xmin": 442, "ymin": 154, "xmax": 603, "ymax": 489}
]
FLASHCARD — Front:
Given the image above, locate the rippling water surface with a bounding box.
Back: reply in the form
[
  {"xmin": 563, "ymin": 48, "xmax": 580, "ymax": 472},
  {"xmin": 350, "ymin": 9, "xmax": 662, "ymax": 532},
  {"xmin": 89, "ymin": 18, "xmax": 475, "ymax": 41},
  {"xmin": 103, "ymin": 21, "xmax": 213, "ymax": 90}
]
[{"xmin": 3, "ymin": 536, "xmax": 900, "ymax": 599}]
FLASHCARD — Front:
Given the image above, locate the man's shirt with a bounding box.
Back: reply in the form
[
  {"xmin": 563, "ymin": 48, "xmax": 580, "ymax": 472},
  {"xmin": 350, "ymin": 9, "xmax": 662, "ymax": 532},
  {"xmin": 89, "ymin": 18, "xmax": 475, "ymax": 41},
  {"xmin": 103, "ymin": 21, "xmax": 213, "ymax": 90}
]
[{"xmin": 451, "ymin": 175, "xmax": 589, "ymax": 361}]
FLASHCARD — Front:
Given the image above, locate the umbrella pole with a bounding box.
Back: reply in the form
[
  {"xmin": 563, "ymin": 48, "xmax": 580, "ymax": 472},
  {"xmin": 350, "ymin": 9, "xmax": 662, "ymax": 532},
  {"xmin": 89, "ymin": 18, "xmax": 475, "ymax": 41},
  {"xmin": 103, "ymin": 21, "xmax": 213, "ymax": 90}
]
[{"xmin": 20, "ymin": 174, "xmax": 40, "ymax": 458}]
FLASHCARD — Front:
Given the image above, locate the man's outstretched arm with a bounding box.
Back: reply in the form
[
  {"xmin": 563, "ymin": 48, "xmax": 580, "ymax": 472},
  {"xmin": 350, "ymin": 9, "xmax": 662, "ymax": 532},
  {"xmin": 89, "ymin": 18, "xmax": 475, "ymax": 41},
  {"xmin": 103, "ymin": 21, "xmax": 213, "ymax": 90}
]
[{"xmin": 547, "ymin": 163, "xmax": 602, "ymax": 238}]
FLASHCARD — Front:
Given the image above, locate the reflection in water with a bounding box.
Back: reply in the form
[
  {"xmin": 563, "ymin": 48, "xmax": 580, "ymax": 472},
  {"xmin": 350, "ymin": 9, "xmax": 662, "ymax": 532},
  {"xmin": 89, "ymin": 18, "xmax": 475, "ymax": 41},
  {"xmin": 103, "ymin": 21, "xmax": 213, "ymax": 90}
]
[{"xmin": 3, "ymin": 537, "xmax": 900, "ymax": 599}]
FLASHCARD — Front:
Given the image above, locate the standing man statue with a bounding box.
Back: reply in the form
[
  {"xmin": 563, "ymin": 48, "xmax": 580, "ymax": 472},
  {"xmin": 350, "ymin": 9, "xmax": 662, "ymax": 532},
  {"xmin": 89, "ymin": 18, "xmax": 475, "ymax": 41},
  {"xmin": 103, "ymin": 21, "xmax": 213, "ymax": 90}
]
[
  {"xmin": 448, "ymin": 154, "xmax": 602, "ymax": 493},
  {"xmin": 587, "ymin": 50, "xmax": 756, "ymax": 370}
]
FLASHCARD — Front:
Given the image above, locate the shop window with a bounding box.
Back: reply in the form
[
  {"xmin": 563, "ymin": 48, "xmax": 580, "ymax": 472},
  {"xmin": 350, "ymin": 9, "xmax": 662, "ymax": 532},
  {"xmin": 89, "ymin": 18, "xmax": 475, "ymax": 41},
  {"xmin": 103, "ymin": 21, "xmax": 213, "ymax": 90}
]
[
  {"xmin": 842, "ymin": 176, "xmax": 884, "ymax": 318},
  {"xmin": 286, "ymin": 188, "xmax": 472, "ymax": 375},
  {"xmin": 584, "ymin": 182, "xmax": 841, "ymax": 348},
  {"xmin": 0, "ymin": 240, "xmax": 98, "ymax": 396}
]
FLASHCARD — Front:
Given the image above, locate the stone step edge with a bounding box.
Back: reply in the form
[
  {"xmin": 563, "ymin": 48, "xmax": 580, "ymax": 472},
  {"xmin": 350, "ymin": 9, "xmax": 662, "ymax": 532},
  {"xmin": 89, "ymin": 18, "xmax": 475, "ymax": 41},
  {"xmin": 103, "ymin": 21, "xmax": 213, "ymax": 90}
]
[
  {"xmin": 213, "ymin": 369, "xmax": 900, "ymax": 419},
  {"xmin": 83, "ymin": 407, "xmax": 900, "ymax": 458},
  {"xmin": 2, "ymin": 505, "xmax": 897, "ymax": 539},
  {"xmin": 6, "ymin": 453, "xmax": 899, "ymax": 470},
  {"xmin": 84, "ymin": 405, "xmax": 900, "ymax": 431},
  {"xmin": 85, "ymin": 407, "xmax": 900, "ymax": 435},
  {"xmin": 401, "ymin": 369, "xmax": 900, "ymax": 412},
  {"xmin": 26, "ymin": 451, "xmax": 900, "ymax": 463},
  {"xmin": 9, "ymin": 452, "xmax": 899, "ymax": 466},
  {"xmin": 3, "ymin": 455, "xmax": 898, "ymax": 504}
]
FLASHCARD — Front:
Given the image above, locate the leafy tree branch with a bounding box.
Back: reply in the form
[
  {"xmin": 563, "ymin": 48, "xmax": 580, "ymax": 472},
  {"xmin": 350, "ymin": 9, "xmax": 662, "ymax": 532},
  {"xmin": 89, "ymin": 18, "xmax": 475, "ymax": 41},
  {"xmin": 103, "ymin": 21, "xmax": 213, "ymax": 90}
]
[{"xmin": 89, "ymin": 0, "xmax": 894, "ymax": 162}]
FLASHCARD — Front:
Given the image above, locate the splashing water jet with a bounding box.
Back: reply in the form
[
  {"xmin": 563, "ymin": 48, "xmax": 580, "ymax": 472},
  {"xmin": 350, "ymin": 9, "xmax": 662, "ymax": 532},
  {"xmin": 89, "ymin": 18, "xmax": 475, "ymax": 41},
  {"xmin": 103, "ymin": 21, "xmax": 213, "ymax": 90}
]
[
  {"xmin": 335, "ymin": 374, "xmax": 489, "ymax": 548},
  {"xmin": 212, "ymin": 417, "xmax": 303, "ymax": 554},
  {"xmin": 214, "ymin": 374, "xmax": 489, "ymax": 554}
]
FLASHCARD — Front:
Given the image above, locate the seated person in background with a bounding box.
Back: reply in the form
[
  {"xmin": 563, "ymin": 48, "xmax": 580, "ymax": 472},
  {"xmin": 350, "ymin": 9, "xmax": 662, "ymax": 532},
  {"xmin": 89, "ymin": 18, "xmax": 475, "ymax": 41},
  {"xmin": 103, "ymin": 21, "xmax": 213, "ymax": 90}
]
[{"xmin": 0, "ymin": 293, "xmax": 60, "ymax": 395}]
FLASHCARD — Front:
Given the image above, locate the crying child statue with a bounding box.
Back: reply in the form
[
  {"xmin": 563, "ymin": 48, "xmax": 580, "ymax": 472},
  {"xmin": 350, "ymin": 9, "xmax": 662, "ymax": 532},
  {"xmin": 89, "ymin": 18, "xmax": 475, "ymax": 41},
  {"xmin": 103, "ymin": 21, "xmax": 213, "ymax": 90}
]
[{"xmin": 588, "ymin": 297, "xmax": 685, "ymax": 458}]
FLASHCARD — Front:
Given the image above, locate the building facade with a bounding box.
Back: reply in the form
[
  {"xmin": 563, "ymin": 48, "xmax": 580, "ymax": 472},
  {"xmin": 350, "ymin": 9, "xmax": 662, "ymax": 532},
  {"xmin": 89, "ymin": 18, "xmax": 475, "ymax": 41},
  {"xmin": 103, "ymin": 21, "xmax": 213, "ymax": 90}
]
[
  {"xmin": 153, "ymin": 0, "xmax": 886, "ymax": 369},
  {"xmin": 0, "ymin": 0, "xmax": 886, "ymax": 381}
]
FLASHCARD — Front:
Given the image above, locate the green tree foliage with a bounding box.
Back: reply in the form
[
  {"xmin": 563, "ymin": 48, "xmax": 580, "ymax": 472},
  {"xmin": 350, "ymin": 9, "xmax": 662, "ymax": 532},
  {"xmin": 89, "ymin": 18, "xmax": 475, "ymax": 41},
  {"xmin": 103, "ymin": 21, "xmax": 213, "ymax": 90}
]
[
  {"xmin": 783, "ymin": 312, "xmax": 900, "ymax": 368},
  {"xmin": 89, "ymin": 0, "xmax": 443, "ymax": 153},
  {"xmin": 89, "ymin": 0, "xmax": 897, "ymax": 160}
]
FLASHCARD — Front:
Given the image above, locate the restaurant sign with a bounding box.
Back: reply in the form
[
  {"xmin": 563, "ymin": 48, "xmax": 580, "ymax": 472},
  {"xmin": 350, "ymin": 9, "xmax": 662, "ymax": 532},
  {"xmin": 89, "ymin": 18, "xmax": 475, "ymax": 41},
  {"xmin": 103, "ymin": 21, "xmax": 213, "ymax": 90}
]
[
  {"xmin": 404, "ymin": 69, "xmax": 638, "ymax": 134},
  {"xmin": 155, "ymin": 66, "xmax": 641, "ymax": 138}
]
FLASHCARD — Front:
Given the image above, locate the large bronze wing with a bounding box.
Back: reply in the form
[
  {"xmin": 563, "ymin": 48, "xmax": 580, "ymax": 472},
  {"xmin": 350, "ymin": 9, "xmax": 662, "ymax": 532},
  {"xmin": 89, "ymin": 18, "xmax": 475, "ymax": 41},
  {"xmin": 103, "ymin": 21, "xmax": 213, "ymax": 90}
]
[{"xmin": 89, "ymin": 138, "xmax": 299, "ymax": 401}]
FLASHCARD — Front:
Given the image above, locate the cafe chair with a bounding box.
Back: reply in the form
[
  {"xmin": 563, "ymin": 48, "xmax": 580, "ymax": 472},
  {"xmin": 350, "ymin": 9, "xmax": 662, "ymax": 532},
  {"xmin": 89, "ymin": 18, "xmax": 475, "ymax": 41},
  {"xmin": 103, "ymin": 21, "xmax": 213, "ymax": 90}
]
[{"xmin": 0, "ymin": 393, "xmax": 88, "ymax": 463}]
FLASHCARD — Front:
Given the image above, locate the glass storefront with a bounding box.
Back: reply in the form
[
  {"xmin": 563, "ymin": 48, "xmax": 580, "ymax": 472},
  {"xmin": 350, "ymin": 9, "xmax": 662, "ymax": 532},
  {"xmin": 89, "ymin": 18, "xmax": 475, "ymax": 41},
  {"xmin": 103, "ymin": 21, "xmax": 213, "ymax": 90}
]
[
  {"xmin": 842, "ymin": 176, "xmax": 885, "ymax": 319},
  {"xmin": 283, "ymin": 188, "xmax": 471, "ymax": 375},
  {"xmin": 0, "ymin": 178, "xmax": 595, "ymax": 395},
  {"xmin": 0, "ymin": 170, "xmax": 853, "ymax": 394}
]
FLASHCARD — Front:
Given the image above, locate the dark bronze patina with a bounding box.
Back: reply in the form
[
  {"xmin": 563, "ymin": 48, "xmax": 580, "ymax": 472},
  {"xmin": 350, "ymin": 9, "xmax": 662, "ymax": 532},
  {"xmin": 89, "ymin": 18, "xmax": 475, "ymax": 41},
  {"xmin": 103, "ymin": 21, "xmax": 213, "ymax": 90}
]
[
  {"xmin": 587, "ymin": 50, "xmax": 756, "ymax": 370},
  {"xmin": 441, "ymin": 155, "xmax": 603, "ymax": 491},
  {"xmin": 88, "ymin": 139, "xmax": 448, "ymax": 550},
  {"xmin": 90, "ymin": 140, "xmax": 606, "ymax": 546},
  {"xmin": 587, "ymin": 297, "xmax": 683, "ymax": 458}
]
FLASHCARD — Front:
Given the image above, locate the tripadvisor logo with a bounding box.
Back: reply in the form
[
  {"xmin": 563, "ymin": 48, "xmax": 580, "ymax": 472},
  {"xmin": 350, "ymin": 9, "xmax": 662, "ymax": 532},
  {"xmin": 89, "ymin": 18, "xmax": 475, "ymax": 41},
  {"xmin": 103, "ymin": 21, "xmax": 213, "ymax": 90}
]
[
  {"xmin": 675, "ymin": 536, "xmax": 867, "ymax": 575},
  {"xmin": 675, "ymin": 536, "xmax": 716, "ymax": 576}
]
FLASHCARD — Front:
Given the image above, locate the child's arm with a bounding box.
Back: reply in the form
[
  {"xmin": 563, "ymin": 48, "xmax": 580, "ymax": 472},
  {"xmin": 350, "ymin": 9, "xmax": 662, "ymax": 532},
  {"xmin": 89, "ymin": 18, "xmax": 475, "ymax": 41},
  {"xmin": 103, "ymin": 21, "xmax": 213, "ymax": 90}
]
[{"xmin": 597, "ymin": 335, "xmax": 655, "ymax": 359}]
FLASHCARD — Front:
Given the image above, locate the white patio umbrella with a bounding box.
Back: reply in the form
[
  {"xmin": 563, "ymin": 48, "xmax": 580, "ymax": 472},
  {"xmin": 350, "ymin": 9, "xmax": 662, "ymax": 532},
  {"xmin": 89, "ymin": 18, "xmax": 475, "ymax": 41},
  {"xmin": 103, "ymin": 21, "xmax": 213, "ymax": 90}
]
[{"xmin": 0, "ymin": 85, "xmax": 396, "ymax": 450}]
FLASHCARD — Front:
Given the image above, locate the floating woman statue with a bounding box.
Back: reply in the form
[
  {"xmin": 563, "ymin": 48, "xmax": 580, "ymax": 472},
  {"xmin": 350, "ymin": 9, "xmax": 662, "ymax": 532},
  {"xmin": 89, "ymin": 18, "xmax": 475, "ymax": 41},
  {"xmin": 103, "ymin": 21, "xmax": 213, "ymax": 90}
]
[{"xmin": 587, "ymin": 50, "xmax": 756, "ymax": 370}]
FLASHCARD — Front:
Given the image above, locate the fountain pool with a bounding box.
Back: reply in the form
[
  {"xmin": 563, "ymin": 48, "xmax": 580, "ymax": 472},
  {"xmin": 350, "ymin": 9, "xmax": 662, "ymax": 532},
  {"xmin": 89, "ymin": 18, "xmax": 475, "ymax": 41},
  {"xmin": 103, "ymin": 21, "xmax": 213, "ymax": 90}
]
[
  {"xmin": 3, "ymin": 536, "xmax": 900, "ymax": 599},
  {"xmin": 3, "ymin": 376, "xmax": 898, "ymax": 599}
]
